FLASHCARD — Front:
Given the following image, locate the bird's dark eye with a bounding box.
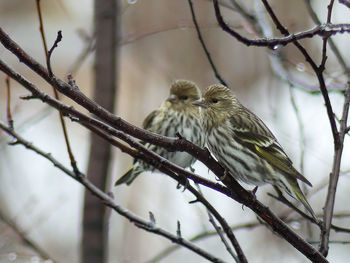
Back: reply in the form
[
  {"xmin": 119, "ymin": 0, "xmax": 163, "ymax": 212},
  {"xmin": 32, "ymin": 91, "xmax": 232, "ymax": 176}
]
[
  {"xmin": 211, "ymin": 98, "xmax": 218, "ymax": 103},
  {"xmin": 179, "ymin": 95, "xmax": 188, "ymax": 100}
]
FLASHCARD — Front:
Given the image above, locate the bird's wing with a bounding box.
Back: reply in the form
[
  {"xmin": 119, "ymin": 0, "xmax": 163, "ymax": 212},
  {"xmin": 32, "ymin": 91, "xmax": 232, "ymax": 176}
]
[
  {"xmin": 142, "ymin": 109, "xmax": 161, "ymax": 131},
  {"xmin": 229, "ymin": 115, "xmax": 312, "ymax": 186}
]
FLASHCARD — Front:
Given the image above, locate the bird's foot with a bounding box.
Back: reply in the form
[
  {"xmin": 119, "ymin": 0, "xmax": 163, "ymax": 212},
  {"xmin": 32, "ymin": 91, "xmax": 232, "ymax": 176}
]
[
  {"xmin": 251, "ymin": 186, "xmax": 259, "ymax": 196},
  {"xmin": 189, "ymin": 166, "xmax": 195, "ymax": 173},
  {"xmin": 177, "ymin": 177, "xmax": 190, "ymax": 192},
  {"xmin": 219, "ymin": 169, "xmax": 229, "ymax": 181}
]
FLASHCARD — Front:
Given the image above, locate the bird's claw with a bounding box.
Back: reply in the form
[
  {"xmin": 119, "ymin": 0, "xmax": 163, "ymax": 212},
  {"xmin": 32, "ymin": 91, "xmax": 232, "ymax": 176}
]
[
  {"xmin": 220, "ymin": 169, "xmax": 229, "ymax": 181},
  {"xmin": 249, "ymin": 186, "xmax": 259, "ymax": 201},
  {"xmin": 175, "ymin": 132, "xmax": 183, "ymax": 139},
  {"xmin": 176, "ymin": 177, "xmax": 190, "ymax": 192},
  {"xmin": 251, "ymin": 186, "xmax": 258, "ymax": 196}
]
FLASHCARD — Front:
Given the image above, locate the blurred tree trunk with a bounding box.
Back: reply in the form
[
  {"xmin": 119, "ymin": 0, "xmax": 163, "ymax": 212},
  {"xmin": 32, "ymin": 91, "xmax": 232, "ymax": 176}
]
[{"xmin": 81, "ymin": 1, "xmax": 119, "ymax": 263}]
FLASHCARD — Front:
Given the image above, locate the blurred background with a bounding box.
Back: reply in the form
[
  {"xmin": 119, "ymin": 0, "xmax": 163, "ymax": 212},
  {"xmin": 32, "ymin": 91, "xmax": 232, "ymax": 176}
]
[{"xmin": 0, "ymin": 0, "xmax": 350, "ymax": 262}]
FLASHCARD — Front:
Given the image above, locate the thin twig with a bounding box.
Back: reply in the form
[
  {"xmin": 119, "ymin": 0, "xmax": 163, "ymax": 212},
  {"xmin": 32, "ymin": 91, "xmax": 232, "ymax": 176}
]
[
  {"xmin": 186, "ymin": 184, "xmax": 246, "ymax": 262},
  {"xmin": 268, "ymin": 192, "xmax": 350, "ymax": 234},
  {"xmin": 321, "ymin": 82, "xmax": 350, "ymax": 255},
  {"xmin": 188, "ymin": 0, "xmax": 228, "ymax": 87},
  {"xmin": 35, "ymin": 1, "xmax": 80, "ymax": 175},
  {"xmin": 148, "ymin": 221, "xmax": 260, "ymax": 263},
  {"xmin": 318, "ymin": 0, "xmax": 350, "ymax": 256},
  {"xmin": 319, "ymin": 0, "xmax": 334, "ymax": 84},
  {"xmin": 303, "ymin": 0, "xmax": 349, "ymax": 76},
  {"xmin": 35, "ymin": 0, "xmax": 48, "ymax": 56},
  {"xmin": 47, "ymin": 30, "xmax": 62, "ymax": 77},
  {"xmin": 229, "ymin": 0, "xmax": 260, "ymax": 34},
  {"xmin": 5, "ymin": 76, "xmax": 14, "ymax": 129},
  {"xmin": 148, "ymin": 211, "xmax": 350, "ymax": 263},
  {"xmin": 195, "ymin": 184, "xmax": 240, "ymax": 262},
  {"xmin": 326, "ymin": 0, "xmax": 335, "ymax": 24}
]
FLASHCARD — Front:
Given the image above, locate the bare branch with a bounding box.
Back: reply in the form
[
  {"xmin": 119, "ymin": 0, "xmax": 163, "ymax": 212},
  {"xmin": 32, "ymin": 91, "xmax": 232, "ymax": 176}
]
[
  {"xmin": 0, "ymin": 60, "xmax": 227, "ymax": 196},
  {"xmin": 83, "ymin": 121, "xmax": 246, "ymax": 262},
  {"xmin": 213, "ymin": 1, "xmax": 350, "ymax": 48},
  {"xmin": 149, "ymin": 211, "xmax": 350, "ymax": 263},
  {"xmin": 0, "ymin": 29, "xmax": 329, "ymax": 262},
  {"xmin": 0, "ymin": 121, "xmax": 225, "ymax": 263},
  {"xmin": 194, "ymin": 184, "xmax": 243, "ymax": 262}
]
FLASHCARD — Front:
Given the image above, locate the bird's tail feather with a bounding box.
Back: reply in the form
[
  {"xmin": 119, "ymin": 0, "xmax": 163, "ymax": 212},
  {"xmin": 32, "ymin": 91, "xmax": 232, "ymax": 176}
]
[
  {"xmin": 288, "ymin": 178, "xmax": 316, "ymax": 220},
  {"xmin": 114, "ymin": 164, "xmax": 142, "ymax": 186}
]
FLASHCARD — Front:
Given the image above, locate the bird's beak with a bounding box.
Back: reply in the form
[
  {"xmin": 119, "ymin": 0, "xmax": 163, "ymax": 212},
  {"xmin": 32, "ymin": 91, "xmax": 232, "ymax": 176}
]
[
  {"xmin": 167, "ymin": 94, "xmax": 178, "ymax": 103},
  {"xmin": 192, "ymin": 99, "xmax": 207, "ymax": 108}
]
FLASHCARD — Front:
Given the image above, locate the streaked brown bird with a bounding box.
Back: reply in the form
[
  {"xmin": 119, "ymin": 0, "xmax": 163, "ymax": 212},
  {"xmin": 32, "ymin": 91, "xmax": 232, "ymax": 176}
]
[
  {"xmin": 193, "ymin": 84, "xmax": 315, "ymax": 217},
  {"xmin": 115, "ymin": 80, "xmax": 205, "ymax": 186}
]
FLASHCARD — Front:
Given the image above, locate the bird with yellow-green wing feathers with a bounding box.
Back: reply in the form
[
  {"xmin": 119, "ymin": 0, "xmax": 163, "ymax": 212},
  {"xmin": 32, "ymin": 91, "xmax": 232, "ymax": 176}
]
[
  {"xmin": 192, "ymin": 84, "xmax": 315, "ymax": 218},
  {"xmin": 115, "ymin": 80, "xmax": 205, "ymax": 186}
]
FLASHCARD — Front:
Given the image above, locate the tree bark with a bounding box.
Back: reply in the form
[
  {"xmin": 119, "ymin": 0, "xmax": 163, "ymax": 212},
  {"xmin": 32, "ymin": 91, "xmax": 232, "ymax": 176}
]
[{"xmin": 82, "ymin": 1, "xmax": 119, "ymax": 262}]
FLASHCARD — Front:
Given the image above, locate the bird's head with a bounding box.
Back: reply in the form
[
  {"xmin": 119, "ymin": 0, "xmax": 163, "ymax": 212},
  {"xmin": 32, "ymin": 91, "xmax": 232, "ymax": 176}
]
[
  {"xmin": 166, "ymin": 80, "xmax": 201, "ymax": 111},
  {"xmin": 192, "ymin": 84, "xmax": 240, "ymax": 114}
]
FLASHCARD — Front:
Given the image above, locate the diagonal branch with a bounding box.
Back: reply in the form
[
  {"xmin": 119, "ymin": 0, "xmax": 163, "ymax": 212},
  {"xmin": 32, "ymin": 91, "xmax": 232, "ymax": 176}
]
[
  {"xmin": 82, "ymin": 122, "xmax": 246, "ymax": 262},
  {"xmin": 0, "ymin": 30, "xmax": 329, "ymax": 261},
  {"xmin": 193, "ymin": 184, "xmax": 244, "ymax": 262},
  {"xmin": 0, "ymin": 64, "xmax": 328, "ymax": 263},
  {"xmin": 0, "ymin": 58, "xmax": 231, "ymax": 196},
  {"xmin": 0, "ymin": 121, "xmax": 225, "ymax": 263}
]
